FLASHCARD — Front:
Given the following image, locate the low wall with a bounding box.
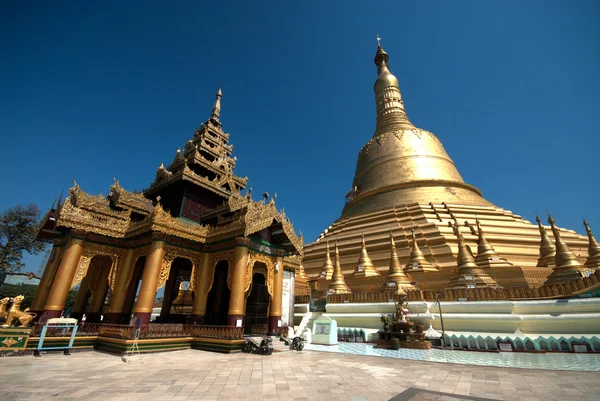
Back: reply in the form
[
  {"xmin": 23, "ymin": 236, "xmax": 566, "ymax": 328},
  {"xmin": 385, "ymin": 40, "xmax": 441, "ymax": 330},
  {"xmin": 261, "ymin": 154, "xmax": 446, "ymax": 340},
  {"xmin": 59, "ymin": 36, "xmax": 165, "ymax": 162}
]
[{"xmin": 320, "ymin": 297, "xmax": 600, "ymax": 337}]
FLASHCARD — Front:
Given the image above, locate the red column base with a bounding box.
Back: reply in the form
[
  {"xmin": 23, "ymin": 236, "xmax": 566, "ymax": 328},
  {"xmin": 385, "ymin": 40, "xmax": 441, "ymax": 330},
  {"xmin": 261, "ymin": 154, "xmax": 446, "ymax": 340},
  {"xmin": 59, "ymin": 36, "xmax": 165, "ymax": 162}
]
[
  {"xmin": 268, "ymin": 315, "xmax": 281, "ymax": 336},
  {"xmin": 187, "ymin": 314, "xmax": 205, "ymax": 325},
  {"xmin": 103, "ymin": 312, "xmax": 123, "ymax": 324},
  {"xmin": 38, "ymin": 310, "xmax": 62, "ymax": 325},
  {"xmin": 29, "ymin": 310, "xmax": 42, "ymax": 323},
  {"xmin": 133, "ymin": 312, "xmax": 151, "ymax": 326},
  {"xmin": 85, "ymin": 312, "xmax": 102, "ymax": 323},
  {"xmin": 227, "ymin": 314, "xmax": 244, "ymax": 327}
]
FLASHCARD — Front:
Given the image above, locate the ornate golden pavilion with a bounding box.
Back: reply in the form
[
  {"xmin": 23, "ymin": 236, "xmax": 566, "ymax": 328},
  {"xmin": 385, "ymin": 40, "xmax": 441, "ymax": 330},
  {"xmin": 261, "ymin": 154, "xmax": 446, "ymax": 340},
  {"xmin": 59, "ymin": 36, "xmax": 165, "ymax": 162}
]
[
  {"xmin": 303, "ymin": 42, "xmax": 600, "ymax": 300},
  {"xmin": 32, "ymin": 89, "xmax": 307, "ymax": 334}
]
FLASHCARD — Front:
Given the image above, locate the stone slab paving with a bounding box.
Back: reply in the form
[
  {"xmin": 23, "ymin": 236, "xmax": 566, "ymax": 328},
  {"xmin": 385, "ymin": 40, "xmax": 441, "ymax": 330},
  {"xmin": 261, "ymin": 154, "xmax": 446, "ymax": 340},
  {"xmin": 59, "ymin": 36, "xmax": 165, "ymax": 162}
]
[
  {"xmin": 305, "ymin": 342, "xmax": 600, "ymax": 372},
  {"xmin": 0, "ymin": 349, "xmax": 599, "ymax": 401}
]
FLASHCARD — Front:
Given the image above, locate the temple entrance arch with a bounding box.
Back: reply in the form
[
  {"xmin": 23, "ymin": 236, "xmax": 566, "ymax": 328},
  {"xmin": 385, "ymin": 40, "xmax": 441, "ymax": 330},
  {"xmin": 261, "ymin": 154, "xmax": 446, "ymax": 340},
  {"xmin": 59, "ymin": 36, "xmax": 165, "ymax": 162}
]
[
  {"xmin": 71, "ymin": 255, "xmax": 113, "ymax": 323},
  {"xmin": 205, "ymin": 260, "xmax": 230, "ymax": 325},
  {"xmin": 245, "ymin": 262, "xmax": 270, "ymax": 335},
  {"xmin": 160, "ymin": 257, "xmax": 193, "ymax": 323}
]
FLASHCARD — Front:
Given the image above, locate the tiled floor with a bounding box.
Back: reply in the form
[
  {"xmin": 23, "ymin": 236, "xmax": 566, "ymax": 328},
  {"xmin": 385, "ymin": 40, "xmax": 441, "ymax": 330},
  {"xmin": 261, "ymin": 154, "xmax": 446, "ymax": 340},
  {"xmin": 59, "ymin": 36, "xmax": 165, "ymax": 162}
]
[
  {"xmin": 304, "ymin": 342, "xmax": 600, "ymax": 372},
  {"xmin": 1, "ymin": 349, "xmax": 600, "ymax": 401}
]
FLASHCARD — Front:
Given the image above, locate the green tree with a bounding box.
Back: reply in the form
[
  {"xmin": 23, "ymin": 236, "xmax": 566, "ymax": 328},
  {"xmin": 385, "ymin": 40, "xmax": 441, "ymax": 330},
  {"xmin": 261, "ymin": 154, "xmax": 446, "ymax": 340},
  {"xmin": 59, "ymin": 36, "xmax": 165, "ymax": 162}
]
[{"xmin": 0, "ymin": 204, "xmax": 47, "ymax": 273}]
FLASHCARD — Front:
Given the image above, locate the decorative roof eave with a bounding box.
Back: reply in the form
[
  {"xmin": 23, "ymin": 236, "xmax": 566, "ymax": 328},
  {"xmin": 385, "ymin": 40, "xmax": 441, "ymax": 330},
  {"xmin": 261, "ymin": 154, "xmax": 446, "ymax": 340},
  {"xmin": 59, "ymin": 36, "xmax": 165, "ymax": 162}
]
[
  {"xmin": 108, "ymin": 179, "xmax": 153, "ymax": 215},
  {"xmin": 126, "ymin": 203, "xmax": 209, "ymax": 243},
  {"xmin": 57, "ymin": 196, "xmax": 130, "ymax": 238},
  {"xmin": 244, "ymin": 199, "xmax": 278, "ymax": 237},
  {"xmin": 242, "ymin": 199, "xmax": 303, "ymax": 254},
  {"xmin": 279, "ymin": 210, "xmax": 304, "ymax": 254}
]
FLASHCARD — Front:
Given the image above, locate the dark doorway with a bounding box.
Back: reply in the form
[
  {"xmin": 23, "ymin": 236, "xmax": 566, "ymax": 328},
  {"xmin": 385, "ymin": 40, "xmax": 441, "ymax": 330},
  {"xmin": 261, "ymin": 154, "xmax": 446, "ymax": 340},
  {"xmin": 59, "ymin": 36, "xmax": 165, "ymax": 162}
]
[
  {"xmin": 161, "ymin": 257, "xmax": 193, "ymax": 323},
  {"xmin": 121, "ymin": 256, "xmax": 146, "ymax": 324},
  {"xmin": 245, "ymin": 272, "xmax": 270, "ymax": 334},
  {"xmin": 205, "ymin": 261, "xmax": 230, "ymax": 325}
]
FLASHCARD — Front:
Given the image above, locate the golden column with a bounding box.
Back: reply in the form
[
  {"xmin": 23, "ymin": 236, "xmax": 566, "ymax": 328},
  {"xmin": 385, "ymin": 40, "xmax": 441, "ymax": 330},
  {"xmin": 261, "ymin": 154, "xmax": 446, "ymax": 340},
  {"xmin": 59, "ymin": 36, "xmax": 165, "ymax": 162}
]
[
  {"xmin": 30, "ymin": 246, "xmax": 64, "ymax": 316},
  {"xmin": 86, "ymin": 260, "xmax": 112, "ymax": 323},
  {"xmin": 190, "ymin": 253, "xmax": 211, "ymax": 324},
  {"xmin": 39, "ymin": 238, "xmax": 86, "ymax": 323},
  {"xmin": 70, "ymin": 273, "xmax": 92, "ymax": 322},
  {"xmin": 227, "ymin": 241, "xmax": 248, "ymax": 326},
  {"xmin": 133, "ymin": 240, "xmax": 166, "ymax": 325},
  {"xmin": 105, "ymin": 249, "xmax": 134, "ymax": 324},
  {"xmin": 268, "ymin": 256, "xmax": 284, "ymax": 335}
]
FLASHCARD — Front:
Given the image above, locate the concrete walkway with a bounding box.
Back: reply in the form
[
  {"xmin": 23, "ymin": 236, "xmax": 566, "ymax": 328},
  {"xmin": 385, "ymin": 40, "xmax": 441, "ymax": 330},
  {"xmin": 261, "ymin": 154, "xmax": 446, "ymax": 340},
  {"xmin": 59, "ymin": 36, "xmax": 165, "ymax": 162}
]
[{"xmin": 0, "ymin": 349, "xmax": 599, "ymax": 401}]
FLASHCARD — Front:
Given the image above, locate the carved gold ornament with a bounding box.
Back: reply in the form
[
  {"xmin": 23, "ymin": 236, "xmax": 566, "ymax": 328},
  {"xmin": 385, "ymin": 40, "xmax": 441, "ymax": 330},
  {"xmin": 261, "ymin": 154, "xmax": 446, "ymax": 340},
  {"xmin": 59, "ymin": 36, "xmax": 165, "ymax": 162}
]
[
  {"xmin": 156, "ymin": 245, "xmax": 204, "ymax": 290},
  {"xmin": 70, "ymin": 243, "xmax": 122, "ymax": 290}
]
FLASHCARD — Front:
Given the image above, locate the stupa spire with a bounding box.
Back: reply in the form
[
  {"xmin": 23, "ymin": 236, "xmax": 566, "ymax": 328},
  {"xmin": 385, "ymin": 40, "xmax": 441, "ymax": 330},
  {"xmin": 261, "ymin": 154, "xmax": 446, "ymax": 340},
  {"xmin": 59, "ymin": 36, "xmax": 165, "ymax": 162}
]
[
  {"xmin": 547, "ymin": 212, "xmax": 582, "ymax": 269},
  {"xmin": 447, "ymin": 215, "xmax": 499, "ymax": 290},
  {"xmin": 330, "ymin": 241, "xmax": 351, "ymax": 294},
  {"xmin": 373, "ymin": 37, "xmax": 412, "ymax": 136},
  {"xmin": 536, "ymin": 213, "xmax": 556, "ymax": 267},
  {"xmin": 211, "ymin": 86, "xmax": 222, "ymax": 120},
  {"xmin": 405, "ymin": 227, "xmax": 435, "ymax": 272},
  {"xmin": 473, "ymin": 218, "xmax": 513, "ymax": 268},
  {"xmin": 342, "ymin": 40, "xmax": 490, "ymax": 218},
  {"xmin": 353, "ymin": 234, "xmax": 380, "ymax": 277},
  {"xmin": 384, "ymin": 230, "xmax": 413, "ymax": 294},
  {"xmin": 583, "ymin": 218, "xmax": 600, "ymax": 268},
  {"xmin": 544, "ymin": 212, "xmax": 586, "ymax": 285},
  {"xmin": 319, "ymin": 241, "xmax": 334, "ymax": 280}
]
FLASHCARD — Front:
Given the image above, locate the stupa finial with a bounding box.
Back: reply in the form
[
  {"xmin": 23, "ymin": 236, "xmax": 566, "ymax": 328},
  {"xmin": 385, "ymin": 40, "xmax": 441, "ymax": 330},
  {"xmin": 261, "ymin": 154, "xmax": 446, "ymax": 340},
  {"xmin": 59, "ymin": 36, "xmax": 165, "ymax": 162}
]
[
  {"xmin": 211, "ymin": 86, "xmax": 222, "ymax": 120},
  {"xmin": 535, "ymin": 212, "xmax": 556, "ymax": 267},
  {"xmin": 583, "ymin": 218, "xmax": 600, "ymax": 268},
  {"xmin": 546, "ymin": 211, "xmax": 582, "ymax": 269}
]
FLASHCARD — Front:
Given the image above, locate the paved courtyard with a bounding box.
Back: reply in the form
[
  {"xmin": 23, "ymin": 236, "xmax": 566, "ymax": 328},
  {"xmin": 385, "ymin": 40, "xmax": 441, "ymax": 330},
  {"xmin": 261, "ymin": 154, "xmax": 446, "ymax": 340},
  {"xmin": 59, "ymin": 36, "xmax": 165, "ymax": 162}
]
[{"xmin": 1, "ymin": 349, "xmax": 599, "ymax": 401}]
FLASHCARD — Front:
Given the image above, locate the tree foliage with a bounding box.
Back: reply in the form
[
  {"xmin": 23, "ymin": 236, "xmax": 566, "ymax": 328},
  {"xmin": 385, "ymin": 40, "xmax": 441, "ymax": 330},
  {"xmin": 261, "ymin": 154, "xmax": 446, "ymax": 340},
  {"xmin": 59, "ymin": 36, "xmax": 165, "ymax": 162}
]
[{"xmin": 0, "ymin": 204, "xmax": 47, "ymax": 273}]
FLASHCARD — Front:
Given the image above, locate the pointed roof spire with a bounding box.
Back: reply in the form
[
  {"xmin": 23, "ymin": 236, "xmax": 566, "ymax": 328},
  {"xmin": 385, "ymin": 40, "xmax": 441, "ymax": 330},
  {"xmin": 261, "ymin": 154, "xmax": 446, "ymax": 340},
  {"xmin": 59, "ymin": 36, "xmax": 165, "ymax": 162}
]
[
  {"xmin": 329, "ymin": 241, "xmax": 352, "ymax": 294},
  {"xmin": 384, "ymin": 229, "xmax": 413, "ymax": 294},
  {"xmin": 319, "ymin": 241, "xmax": 335, "ymax": 280},
  {"xmin": 353, "ymin": 234, "xmax": 380, "ymax": 277},
  {"xmin": 405, "ymin": 227, "xmax": 435, "ymax": 272},
  {"xmin": 536, "ymin": 212, "xmax": 556, "ymax": 267},
  {"xmin": 544, "ymin": 211, "xmax": 586, "ymax": 285},
  {"xmin": 583, "ymin": 218, "xmax": 600, "ymax": 268},
  {"xmin": 474, "ymin": 218, "xmax": 513, "ymax": 268},
  {"xmin": 372, "ymin": 37, "xmax": 412, "ymax": 137},
  {"xmin": 211, "ymin": 86, "xmax": 222, "ymax": 120},
  {"xmin": 547, "ymin": 211, "xmax": 582, "ymax": 269},
  {"xmin": 447, "ymin": 215, "xmax": 499, "ymax": 290}
]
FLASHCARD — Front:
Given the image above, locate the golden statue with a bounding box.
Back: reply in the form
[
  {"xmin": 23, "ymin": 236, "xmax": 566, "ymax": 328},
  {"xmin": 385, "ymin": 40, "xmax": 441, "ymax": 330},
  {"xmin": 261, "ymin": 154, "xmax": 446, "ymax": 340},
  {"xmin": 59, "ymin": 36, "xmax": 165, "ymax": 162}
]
[
  {"xmin": 0, "ymin": 297, "xmax": 9, "ymax": 322},
  {"xmin": 5, "ymin": 295, "xmax": 36, "ymax": 327}
]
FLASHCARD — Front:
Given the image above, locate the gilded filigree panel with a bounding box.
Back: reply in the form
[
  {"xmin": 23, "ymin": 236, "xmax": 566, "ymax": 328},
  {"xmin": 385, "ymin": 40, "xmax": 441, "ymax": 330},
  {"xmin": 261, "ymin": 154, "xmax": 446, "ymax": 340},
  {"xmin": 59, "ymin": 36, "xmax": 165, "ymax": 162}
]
[
  {"xmin": 156, "ymin": 245, "xmax": 204, "ymax": 290},
  {"xmin": 70, "ymin": 243, "xmax": 122, "ymax": 291},
  {"xmin": 244, "ymin": 251, "xmax": 276, "ymax": 297}
]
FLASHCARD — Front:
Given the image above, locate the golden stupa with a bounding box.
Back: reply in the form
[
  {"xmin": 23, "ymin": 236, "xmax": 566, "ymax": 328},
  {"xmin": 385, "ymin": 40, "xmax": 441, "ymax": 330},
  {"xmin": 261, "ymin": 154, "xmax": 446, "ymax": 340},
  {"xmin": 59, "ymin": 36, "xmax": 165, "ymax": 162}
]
[{"xmin": 303, "ymin": 40, "xmax": 596, "ymax": 296}]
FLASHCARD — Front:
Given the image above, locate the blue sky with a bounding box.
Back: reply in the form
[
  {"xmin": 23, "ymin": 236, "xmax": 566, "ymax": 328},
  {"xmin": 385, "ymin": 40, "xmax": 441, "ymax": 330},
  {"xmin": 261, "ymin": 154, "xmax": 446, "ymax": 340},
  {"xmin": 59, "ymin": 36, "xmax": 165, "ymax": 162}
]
[{"xmin": 2, "ymin": 1, "xmax": 599, "ymax": 273}]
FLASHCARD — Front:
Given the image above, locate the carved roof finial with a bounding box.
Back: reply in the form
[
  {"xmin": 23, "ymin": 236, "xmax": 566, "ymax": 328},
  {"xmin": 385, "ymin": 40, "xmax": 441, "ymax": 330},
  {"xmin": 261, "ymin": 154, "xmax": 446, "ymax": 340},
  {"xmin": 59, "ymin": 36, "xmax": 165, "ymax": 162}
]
[
  {"xmin": 376, "ymin": 34, "xmax": 381, "ymax": 47},
  {"xmin": 330, "ymin": 240, "xmax": 351, "ymax": 294},
  {"xmin": 546, "ymin": 210, "xmax": 582, "ymax": 270},
  {"xmin": 319, "ymin": 240, "xmax": 334, "ymax": 280},
  {"xmin": 405, "ymin": 227, "xmax": 435, "ymax": 272},
  {"xmin": 384, "ymin": 228, "xmax": 412, "ymax": 294},
  {"xmin": 583, "ymin": 218, "xmax": 600, "ymax": 268},
  {"xmin": 354, "ymin": 233, "xmax": 380, "ymax": 278},
  {"xmin": 473, "ymin": 218, "xmax": 512, "ymax": 268},
  {"xmin": 535, "ymin": 212, "xmax": 555, "ymax": 267},
  {"xmin": 211, "ymin": 86, "xmax": 222, "ymax": 120}
]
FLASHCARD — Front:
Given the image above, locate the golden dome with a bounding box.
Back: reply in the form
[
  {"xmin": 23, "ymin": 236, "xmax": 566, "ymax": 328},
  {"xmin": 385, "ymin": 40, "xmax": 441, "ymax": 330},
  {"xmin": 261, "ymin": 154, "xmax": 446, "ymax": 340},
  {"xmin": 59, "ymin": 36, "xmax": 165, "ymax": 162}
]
[{"xmin": 342, "ymin": 43, "xmax": 492, "ymax": 218}]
